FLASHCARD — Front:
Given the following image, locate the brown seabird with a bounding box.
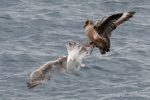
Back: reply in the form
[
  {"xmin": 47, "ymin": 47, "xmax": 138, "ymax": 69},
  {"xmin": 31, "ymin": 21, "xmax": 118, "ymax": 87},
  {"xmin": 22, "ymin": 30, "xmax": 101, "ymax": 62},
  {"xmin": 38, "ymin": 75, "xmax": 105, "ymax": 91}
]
[{"xmin": 84, "ymin": 11, "xmax": 136, "ymax": 54}]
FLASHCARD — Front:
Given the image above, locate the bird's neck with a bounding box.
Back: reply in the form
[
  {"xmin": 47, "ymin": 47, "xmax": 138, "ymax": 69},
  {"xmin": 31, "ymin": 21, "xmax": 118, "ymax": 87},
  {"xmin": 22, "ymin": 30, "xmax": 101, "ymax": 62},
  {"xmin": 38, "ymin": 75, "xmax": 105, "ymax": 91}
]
[
  {"xmin": 85, "ymin": 25, "xmax": 94, "ymax": 34},
  {"xmin": 85, "ymin": 24, "xmax": 101, "ymax": 40}
]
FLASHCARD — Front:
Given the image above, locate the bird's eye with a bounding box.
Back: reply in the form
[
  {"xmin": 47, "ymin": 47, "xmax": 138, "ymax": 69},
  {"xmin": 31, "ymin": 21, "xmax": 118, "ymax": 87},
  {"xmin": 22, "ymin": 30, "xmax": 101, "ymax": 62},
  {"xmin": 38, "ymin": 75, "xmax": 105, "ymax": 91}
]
[{"xmin": 86, "ymin": 21, "xmax": 89, "ymax": 24}]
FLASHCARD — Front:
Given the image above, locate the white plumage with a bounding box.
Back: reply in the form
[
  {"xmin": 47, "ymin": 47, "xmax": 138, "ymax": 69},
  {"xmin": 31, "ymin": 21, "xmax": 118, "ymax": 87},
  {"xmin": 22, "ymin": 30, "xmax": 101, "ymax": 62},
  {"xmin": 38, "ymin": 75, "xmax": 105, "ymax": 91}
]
[{"xmin": 27, "ymin": 41, "xmax": 92, "ymax": 88}]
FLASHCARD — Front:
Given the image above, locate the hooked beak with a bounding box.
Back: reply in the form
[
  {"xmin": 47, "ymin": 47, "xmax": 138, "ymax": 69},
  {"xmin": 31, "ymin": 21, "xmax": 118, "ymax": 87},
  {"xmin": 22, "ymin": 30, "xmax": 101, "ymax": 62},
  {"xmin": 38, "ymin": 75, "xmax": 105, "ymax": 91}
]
[{"xmin": 83, "ymin": 24, "xmax": 86, "ymax": 28}]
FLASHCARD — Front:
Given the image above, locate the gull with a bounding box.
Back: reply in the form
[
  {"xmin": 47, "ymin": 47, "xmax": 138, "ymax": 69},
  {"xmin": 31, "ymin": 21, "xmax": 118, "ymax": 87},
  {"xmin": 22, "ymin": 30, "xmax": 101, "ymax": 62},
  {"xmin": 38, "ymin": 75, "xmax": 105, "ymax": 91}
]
[
  {"xmin": 84, "ymin": 11, "xmax": 136, "ymax": 54},
  {"xmin": 27, "ymin": 41, "xmax": 92, "ymax": 89}
]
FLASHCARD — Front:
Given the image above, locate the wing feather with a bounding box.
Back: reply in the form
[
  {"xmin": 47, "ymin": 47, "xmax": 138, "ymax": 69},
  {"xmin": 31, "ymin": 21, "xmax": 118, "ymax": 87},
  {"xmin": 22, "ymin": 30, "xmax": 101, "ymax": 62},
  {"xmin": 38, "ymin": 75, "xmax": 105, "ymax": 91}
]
[{"xmin": 95, "ymin": 11, "xmax": 135, "ymax": 37}]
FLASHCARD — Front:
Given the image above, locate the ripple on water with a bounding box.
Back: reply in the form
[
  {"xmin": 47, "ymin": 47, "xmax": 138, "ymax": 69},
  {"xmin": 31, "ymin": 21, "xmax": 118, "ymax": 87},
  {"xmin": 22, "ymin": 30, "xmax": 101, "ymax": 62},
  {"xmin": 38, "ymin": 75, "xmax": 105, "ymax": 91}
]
[{"xmin": 0, "ymin": 0, "xmax": 150, "ymax": 100}]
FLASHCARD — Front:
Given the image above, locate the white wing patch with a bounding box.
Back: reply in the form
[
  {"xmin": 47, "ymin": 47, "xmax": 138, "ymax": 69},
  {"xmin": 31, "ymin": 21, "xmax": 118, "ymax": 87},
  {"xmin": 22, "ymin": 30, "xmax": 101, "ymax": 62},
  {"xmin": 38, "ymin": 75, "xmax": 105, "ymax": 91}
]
[
  {"xmin": 117, "ymin": 12, "xmax": 128, "ymax": 22},
  {"xmin": 115, "ymin": 12, "xmax": 131, "ymax": 25}
]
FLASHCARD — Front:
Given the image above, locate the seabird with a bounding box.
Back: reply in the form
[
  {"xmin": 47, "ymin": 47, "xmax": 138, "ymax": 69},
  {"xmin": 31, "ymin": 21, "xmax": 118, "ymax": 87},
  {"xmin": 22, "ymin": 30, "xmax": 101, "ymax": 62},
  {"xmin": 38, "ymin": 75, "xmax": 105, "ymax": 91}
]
[
  {"xmin": 27, "ymin": 41, "xmax": 92, "ymax": 89},
  {"xmin": 84, "ymin": 11, "xmax": 136, "ymax": 54}
]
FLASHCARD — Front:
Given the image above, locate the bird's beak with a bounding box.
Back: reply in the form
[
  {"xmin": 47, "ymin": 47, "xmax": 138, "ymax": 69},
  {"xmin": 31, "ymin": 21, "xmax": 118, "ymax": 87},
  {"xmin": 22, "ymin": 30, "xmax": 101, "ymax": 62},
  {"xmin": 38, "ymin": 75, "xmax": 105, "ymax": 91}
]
[{"xmin": 83, "ymin": 25, "xmax": 86, "ymax": 28}]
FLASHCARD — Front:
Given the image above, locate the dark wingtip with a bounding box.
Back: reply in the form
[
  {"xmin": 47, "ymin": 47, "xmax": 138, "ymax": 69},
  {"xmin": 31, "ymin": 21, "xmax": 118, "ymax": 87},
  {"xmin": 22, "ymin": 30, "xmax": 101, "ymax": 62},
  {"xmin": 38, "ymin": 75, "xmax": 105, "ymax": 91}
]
[
  {"xmin": 128, "ymin": 11, "xmax": 136, "ymax": 15},
  {"xmin": 26, "ymin": 82, "xmax": 40, "ymax": 89}
]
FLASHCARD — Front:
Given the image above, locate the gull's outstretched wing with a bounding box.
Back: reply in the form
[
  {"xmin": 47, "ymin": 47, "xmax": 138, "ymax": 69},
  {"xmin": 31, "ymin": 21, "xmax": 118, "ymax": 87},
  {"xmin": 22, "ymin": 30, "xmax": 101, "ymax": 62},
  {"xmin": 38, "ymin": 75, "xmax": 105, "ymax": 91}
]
[{"xmin": 27, "ymin": 56, "xmax": 67, "ymax": 89}]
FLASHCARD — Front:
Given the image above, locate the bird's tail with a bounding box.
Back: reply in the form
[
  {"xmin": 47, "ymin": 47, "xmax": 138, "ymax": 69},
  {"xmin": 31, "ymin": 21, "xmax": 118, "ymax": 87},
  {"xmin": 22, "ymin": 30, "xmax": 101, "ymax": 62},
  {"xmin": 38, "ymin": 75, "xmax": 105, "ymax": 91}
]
[
  {"xmin": 99, "ymin": 48, "xmax": 106, "ymax": 55},
  {"xmin": 105, "ymin": 37, "xmax": 110, "ymax": 49}
]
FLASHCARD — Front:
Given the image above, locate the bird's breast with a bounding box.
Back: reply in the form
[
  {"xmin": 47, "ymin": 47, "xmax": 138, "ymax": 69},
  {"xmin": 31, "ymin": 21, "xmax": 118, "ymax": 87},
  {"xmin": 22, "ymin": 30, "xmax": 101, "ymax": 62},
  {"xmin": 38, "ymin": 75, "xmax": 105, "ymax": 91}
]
[{"xmin": 85, "ymin": 27, "xmax": 100, "ymax": 41}]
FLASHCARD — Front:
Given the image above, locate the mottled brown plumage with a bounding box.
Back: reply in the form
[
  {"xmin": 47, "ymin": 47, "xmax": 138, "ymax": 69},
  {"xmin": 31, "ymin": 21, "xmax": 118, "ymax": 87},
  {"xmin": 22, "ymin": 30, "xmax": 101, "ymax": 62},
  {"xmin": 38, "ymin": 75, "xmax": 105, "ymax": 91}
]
[{"xmin": 84, "ymin": 11, "xmax": 135, "ymax": 54}]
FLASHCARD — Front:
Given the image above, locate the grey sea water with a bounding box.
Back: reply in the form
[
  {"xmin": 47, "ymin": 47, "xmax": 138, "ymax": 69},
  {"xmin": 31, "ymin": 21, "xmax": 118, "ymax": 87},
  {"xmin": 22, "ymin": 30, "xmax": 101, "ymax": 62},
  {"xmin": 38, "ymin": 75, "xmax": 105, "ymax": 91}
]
[{"xmin": 0, "ymin": 0, "xmax": 150, "ymax": 100}]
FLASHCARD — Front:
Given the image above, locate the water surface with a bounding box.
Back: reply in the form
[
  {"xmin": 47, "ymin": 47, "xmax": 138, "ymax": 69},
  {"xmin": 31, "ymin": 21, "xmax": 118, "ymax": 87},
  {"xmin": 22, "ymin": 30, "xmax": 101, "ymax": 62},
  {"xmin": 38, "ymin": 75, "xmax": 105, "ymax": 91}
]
[{"xmin": 0, "ymin": 0, "xmax": 150, "ymax": 100}]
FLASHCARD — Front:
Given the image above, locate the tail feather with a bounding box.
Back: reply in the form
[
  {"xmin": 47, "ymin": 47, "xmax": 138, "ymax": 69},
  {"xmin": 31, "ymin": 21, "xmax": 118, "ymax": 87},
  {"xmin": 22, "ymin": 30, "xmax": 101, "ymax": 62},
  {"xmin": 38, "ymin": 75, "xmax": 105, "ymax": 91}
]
[{"xmin": 99, "ymin": 48, "xmax": 106, "ymax": 55}]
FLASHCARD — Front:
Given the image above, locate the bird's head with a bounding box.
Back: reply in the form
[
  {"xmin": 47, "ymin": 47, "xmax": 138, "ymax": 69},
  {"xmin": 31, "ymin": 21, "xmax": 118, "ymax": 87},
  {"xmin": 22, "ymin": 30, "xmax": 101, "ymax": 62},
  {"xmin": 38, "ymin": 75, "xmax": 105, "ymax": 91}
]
[{"xmin": 83, "ymin": 20, "xmax": 93, "ymax": 28}]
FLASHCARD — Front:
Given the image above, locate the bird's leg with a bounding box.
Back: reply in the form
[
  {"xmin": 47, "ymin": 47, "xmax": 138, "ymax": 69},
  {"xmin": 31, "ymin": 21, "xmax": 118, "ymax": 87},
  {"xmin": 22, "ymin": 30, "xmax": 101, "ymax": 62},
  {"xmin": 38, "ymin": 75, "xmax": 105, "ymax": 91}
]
[
  {"xmin": 85, "ymin": 39, "xmax": 95, "ymax": 54},
  {"xmin": 90, "ymin": 47, "xmax": 94, "ymax": 54},
  {"xmin": 88, "ymin": 42, "xmax": 95, "ymax": 54},
  {"xmin": 90, "ymin": 45, "xmax": 94, "ymax": 54},
  {"xmin": 85, "ymin": 39, "xmax": 91, "ymax": 46}
]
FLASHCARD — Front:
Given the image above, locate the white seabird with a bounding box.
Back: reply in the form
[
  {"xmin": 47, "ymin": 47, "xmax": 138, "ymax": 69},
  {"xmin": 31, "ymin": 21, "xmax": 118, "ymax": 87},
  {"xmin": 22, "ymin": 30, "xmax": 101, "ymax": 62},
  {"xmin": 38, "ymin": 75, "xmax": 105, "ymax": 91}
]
[{"xmin": 27, "ymin": 41, "xmax": 92, "ymax": 88}]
